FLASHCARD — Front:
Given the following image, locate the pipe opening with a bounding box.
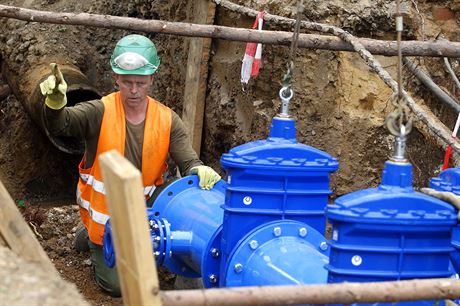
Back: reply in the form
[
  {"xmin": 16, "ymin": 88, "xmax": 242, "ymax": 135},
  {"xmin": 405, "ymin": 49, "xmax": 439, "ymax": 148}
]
[
  {"xmin": 43, "ymin": 88, "xmax": 101, "ymax": 155},
  {"xmin": 67, "ymin": 89, "xmax": 101, "ymax": 107},
  {"xmin": 39, "ymin": 83, "xmax": 101, "ymax": 155},
  {"xmin": 29, "ymin": 66, "xmax": 102, "ymax": 155}
]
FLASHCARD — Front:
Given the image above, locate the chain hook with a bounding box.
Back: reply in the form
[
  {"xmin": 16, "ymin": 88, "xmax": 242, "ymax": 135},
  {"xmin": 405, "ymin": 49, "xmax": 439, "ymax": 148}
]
[
  {"xmin": 385, "ymin": 98, "xmax": 413, "ymax": 137},
  {"xmin": 279, "ymin": 86, "xmax": 294, "ymax": 117},
  {"xmin": 386, "ymin": 97, "xmax": 412, "ymax": 161}
]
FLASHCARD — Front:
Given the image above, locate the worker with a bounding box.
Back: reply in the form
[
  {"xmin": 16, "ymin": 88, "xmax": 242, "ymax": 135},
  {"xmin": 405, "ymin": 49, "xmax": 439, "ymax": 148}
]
[{"xmin": 39, "ymin": 34, "xmax": 221, "ymax": 296}]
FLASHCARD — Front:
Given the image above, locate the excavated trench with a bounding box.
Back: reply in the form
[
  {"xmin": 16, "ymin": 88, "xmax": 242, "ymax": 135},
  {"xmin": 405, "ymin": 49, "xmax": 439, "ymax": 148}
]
[{"xmin": 1, "ymin": 0, "xmax": 460, "ymax": 304}]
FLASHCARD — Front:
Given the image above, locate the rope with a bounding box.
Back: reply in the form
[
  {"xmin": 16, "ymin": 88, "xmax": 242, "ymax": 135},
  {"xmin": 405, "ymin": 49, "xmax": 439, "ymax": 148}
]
[{"xmin": 281, "ymin": 0, "xmax": 304, "ymax": 94}]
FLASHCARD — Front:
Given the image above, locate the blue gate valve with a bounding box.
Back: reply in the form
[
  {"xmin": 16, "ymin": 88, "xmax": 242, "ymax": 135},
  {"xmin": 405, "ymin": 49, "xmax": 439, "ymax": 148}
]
[{"xmin": 326, "ymin": 160, "xmax": 457, "ymax": 306}]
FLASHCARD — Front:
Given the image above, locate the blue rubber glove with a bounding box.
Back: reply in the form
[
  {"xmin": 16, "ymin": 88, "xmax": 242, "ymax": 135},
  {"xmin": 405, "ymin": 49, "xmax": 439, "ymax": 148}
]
[
  {"xmin": 39, "ymin": 63, "xmax": 67, "ymax": 110},
  {"xmin": 190, "ymin": 166, "xmax": 221, "ymax": 190}
]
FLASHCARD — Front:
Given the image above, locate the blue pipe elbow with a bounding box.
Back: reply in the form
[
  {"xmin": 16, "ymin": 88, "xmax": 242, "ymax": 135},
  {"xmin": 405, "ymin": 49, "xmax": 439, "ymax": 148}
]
[
  {"xmin": 148, "ymin": 175, "xmax": 226, "ymax": 278},
  {"xmin": 102, "ymin": 176, "xmax": 226, "ymax": 276}
]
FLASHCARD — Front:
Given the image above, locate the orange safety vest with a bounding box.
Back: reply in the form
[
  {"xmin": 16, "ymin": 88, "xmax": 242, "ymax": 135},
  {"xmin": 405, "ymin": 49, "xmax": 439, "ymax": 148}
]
[{"xmin": 77, "ymin": 92, "xmax": 171, "ymax": 245}]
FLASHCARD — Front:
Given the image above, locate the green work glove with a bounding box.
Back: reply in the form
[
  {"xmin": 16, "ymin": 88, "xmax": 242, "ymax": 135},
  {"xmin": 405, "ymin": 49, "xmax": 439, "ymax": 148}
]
[
  {"xmin": 39, "ymin": 63, "xmax": 67, "ymax": 110},
  {"xmin": 190, "ymin": 166, "xmax": 221, "ymax": 190}
]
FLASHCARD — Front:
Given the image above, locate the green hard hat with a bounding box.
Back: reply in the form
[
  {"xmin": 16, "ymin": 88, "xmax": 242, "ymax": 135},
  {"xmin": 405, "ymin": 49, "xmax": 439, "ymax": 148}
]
[{"xmin": 110, "ymin": 34, "xmax": 160, "ymax": 75}]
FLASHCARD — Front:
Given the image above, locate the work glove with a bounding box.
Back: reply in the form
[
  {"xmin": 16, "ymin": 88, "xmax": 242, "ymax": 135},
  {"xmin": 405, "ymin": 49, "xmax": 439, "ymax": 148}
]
[
  {"xmin": 420, "ymin": 187, "xmax": 460, "ymax": 220},
  {"xmin": 39, "ymin": 63, "xmax": 67, "ymax": 110},
  {"xmin": 190, "ymin": 165, "xmax": 221, "ymax": 190}
]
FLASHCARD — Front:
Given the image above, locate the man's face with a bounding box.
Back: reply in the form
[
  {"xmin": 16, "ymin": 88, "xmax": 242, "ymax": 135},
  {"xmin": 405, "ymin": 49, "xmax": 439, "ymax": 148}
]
[{"xmin": 115, "ymin": 74, "xmax": 154, "ymax": 108}]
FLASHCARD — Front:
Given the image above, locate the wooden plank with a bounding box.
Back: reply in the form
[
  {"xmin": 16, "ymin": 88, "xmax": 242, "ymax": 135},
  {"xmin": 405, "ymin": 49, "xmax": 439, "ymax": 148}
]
[
  {"xmin": 0, "ymin": 179, "xmax": 56, "ymax": 272},
  {"xmin": 182, "ymin": 0, "xmax": 216, "ymax": 154},
  {"xmin": 99, "ymin": 150, "xmax": 162, "ymax": 306},
  {"xmin": 160, "ymin": 278, "xmax": 460, "ymax": 306}
]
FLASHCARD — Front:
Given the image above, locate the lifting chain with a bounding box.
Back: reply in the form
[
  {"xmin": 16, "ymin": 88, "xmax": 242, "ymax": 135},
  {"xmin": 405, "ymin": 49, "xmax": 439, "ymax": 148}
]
[
  {"xmin": 278, "ymin": 0, "xmax": 304, "ymax": 117},
  {"xmin": 385, "ymin": 0, "xmax": 412, "ymax": 160}
]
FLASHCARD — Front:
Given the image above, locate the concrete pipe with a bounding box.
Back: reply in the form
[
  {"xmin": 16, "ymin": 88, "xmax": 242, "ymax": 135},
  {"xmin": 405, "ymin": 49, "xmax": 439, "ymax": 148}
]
[{"xmin": 2, "ymin": 62, "xmax": 100, "ymax": 154}]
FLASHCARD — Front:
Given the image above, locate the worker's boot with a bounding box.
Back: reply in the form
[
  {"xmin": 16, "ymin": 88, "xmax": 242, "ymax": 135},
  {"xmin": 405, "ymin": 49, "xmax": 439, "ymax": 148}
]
[{"xmin": 74, "ymin": 225, "xmax": 89, "ymax": 253}]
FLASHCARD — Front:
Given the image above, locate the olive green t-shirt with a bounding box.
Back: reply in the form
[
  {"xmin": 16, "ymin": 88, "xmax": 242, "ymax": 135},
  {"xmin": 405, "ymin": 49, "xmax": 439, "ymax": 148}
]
[{"xmin": 44, "ymin": 98, "xmax": 203, "ymax": 176}]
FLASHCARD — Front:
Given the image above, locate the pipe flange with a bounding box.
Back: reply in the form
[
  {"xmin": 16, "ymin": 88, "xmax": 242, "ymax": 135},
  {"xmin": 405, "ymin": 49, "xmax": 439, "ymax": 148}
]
[
  {"xmin": 225, "ymin": 220, "xmax": 329, "ymax": 287},
  {"xmin": 201, "ymin": 226, "xmax": 223, "ymax": 288}
]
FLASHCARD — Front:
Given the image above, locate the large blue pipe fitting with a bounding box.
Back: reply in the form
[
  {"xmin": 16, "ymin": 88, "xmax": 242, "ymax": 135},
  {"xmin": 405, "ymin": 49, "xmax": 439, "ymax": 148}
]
[
  {"xmin": 146, "ymin": 176, "xmax": 226, "ymax": 280},
  {"xmin": 220, "ymin": 116, "xmax": 338, "ymax": 286},
  {"xmin": 102, "ymin": 174, "xmax": 333, "ymax": 288},
  {"xmin": 326, "ymin": 160, "xmax": 457, "ymax": 306},
  {"xmin": 102, "ymin": 176, "xmax": 226, "ymax": 282},
  {"xmin": 430, "ymin": 167, "xmax": 460, "ymax": 273}
]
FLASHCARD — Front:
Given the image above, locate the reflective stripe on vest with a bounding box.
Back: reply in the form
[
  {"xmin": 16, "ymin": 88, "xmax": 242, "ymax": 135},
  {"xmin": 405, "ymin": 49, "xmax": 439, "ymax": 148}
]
[
  {"xmin": 79, "ymin": 172, "xmax": 156, "ymax": 196},
  {"xmin": 76, "ymin": 188, "xmax": 109, "ymax": 225},
  {"xmin": 78, "ymin": 92, "xmax": 171, "ymax": 245}
]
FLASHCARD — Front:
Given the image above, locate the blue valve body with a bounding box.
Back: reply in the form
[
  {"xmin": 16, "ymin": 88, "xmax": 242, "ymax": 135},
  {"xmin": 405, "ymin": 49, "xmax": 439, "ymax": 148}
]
[{"xmin": 327, "ymin": 161, "xmax": 457, "ymax": 306}]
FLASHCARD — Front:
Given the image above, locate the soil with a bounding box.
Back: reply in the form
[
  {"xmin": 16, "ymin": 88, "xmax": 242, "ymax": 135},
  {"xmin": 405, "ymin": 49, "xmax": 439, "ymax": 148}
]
[
  {"xmin": 25, "ymin": 202, "xmax": 175, "ymax": 306},
  {"xmin": 1, "ymin": 0, "xmax": 460, "ymax": 304}
]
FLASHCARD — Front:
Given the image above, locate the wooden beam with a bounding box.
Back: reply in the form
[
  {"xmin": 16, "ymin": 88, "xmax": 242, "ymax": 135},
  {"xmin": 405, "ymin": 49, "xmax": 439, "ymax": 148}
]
[
  {"xmin": 1, "ymin": 4, "xmax": 460, "ymax": 58},
  {"xmin": 159, "ymin": 278, "xmax": 460, "ymax": 306},
  {"xmin": 182, "ymin": 0, "xmax": 216, "ymax": 154},
  {"xmin": 99, "ymin": 150, "xmax": 162, "ymax": 306},
  {"xmin": 0, "ymin": 179, "xmax": 56, "ymax": 272}
]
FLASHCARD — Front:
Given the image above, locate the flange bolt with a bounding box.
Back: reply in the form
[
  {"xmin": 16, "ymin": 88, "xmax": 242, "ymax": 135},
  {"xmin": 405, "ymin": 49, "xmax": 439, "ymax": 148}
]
[
  {"xmin": 234, "ymin": 263, "xmax": 243, "ymax": 274},
  {"xmin": 299, "ymin": 227, "xmax": 307, "ymax": 237},
  {"xmin": 210, "ymin": 248, "xmax": 220, "ymax": 258},
  {"xmin": 209, "ymin": 274, "xmax": 218, "ymax": 284}
]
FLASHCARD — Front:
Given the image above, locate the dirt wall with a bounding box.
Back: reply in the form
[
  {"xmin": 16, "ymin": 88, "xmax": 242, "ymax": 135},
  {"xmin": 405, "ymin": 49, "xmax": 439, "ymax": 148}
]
[
  {"xmin": 0, "ymin": 0, "xmax": 459, "ymax": 199},
  {"xmin": 1, "ymin": 1, "xmax": 460, "ymax": 304},
  {"xmin": 202, "ymin": 0, "xmax": 456, "ymax": 196}
]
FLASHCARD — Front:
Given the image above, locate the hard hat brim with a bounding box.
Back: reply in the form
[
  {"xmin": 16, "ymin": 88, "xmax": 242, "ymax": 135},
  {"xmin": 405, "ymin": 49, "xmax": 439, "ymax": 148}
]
[{"xmin": 111, "ymin": 65, "xmax": 158, "ymax": 75}]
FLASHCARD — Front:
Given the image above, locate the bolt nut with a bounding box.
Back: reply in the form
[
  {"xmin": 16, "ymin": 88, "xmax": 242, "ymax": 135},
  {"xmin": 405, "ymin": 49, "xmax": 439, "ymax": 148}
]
[
  {"xmin": 351, "ymin": 255, "xmax": 362, "ymax": 266},
  {"xmin": 209, "ymin": 274, "xmax": 218, "ymax": 284},
  {"xmin": 298, "ymin": 227, "xmax": 307, "ymax": 237},
  {"xmin": 319, "ymin": 241, "xmax": 328, "ymax": 251},
  {"xmin": 249, "ymin": 240, "xmax": 259, "ymax": 250},
  {"xmin": 273, "ymin": 227, "xmax": 282, "ymax": 237},
  {"xmin": 234, "ymin": 263, "xmax": 243, "ymax": 273},
  {"xmin": 210, "ymin": 248, "xmax": 220, "ymax": 258}
]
